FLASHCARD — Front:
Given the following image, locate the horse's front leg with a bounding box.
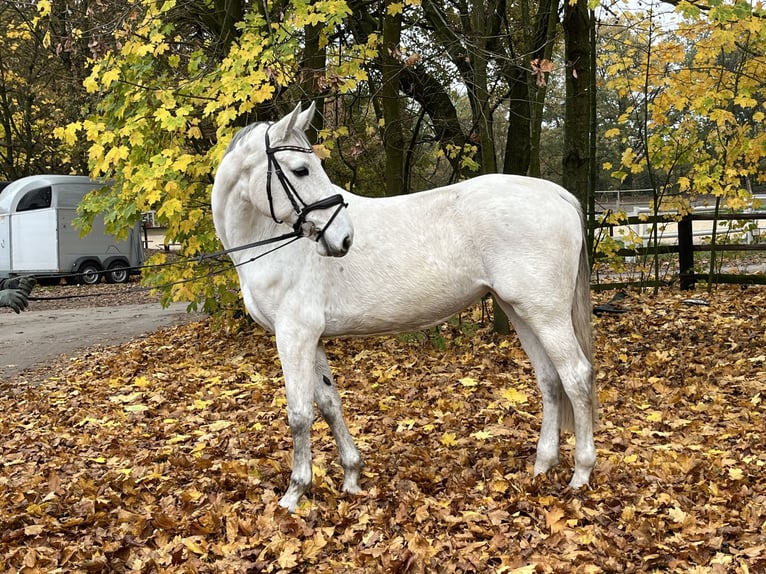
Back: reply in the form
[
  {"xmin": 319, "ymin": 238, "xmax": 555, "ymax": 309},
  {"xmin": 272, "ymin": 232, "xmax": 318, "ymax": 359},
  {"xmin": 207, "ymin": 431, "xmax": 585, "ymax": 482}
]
[
  {"xmin": 275, "ymin": 320, "xmax": 321, "ymax": 512},
  {"xmin": 314, "ymin": 344, "xmax": 363, "ymax": 495}
]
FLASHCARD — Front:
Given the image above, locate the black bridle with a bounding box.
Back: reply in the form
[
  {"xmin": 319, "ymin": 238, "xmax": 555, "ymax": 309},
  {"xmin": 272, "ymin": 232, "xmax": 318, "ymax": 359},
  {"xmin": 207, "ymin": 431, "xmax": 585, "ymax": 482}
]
[
  {"xmin": 263, "ymin": 123, "xmax": 347, "ymax": 242},
  {"xmin": 198, "ymin": 122, "xmax": 349, "ymax": 264}
]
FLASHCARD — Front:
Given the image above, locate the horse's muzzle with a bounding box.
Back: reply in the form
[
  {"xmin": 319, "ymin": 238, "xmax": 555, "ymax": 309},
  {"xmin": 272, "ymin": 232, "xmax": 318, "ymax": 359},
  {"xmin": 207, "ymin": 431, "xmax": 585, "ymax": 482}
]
[{"xmin": 319, "ymin": 231, "xmax": 353, "ymax": 257}]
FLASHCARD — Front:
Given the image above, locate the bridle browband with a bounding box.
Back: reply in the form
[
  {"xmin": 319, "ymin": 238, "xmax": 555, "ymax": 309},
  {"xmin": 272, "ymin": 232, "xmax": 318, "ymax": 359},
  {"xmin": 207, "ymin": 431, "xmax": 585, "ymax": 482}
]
[{"xmin": 263, "ymin": 122, "xmax": 347, "ymax": 242}]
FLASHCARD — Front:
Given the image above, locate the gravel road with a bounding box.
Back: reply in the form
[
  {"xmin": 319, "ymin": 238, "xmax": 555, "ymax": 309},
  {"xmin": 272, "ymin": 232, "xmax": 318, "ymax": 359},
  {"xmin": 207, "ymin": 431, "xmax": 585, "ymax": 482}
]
[{"xmin": 1, "ymin": 282, "xmax": 206, "ymax": 380}]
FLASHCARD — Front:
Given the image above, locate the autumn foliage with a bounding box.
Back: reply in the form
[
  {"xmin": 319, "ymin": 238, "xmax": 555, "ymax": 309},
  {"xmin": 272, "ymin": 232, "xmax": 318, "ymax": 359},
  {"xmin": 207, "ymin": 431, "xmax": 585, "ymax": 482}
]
[{"xmin": 1, "ymin": 286, "xmax": 765, "ymax": 572}]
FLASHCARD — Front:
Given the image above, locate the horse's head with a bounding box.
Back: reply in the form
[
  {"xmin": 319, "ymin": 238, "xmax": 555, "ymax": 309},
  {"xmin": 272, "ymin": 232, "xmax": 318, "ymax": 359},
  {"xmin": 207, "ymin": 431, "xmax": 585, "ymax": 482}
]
[{"xmin": 224, "ymin": 102, "xmax": 353, "ymax": 258}]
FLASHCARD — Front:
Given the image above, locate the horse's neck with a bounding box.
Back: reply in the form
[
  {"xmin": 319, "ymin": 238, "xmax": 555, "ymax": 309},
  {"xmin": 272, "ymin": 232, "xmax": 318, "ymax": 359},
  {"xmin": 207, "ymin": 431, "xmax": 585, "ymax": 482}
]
[{"xmin": 225, "ymin": 199, "xmax": 284, "ymax": 252}]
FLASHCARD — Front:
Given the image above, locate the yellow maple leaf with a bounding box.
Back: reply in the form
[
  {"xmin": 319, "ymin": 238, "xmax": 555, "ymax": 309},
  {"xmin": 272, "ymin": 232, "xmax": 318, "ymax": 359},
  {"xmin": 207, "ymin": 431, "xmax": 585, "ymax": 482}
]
[
  {"xmin": 386, "ymin": 2, "xmax": 404, "ymax": 16},
  {"xmin": 313, "ymin": 144, "xmax": 331, "ymax": 160},
  {"xmin": 502, "ymin": 387, "xmax": 528, "ymax": 405},
  {"xmin": 728, "ymin": 467, "xmax": 744, "ymax": 481},
  {"xmin": 441, "ymin": 432, "xmax": 457, "ymax": 446},
  {"xmin": 647, "ymin": 411, "xmax": 663, "ymax": 423},
  {"xmin": 545, "ymin": 506, "xmax": 567, "ymax": 533},
  {"xmin": 277, "ymin": 541, "xmax": 300, "ymax": 569}
]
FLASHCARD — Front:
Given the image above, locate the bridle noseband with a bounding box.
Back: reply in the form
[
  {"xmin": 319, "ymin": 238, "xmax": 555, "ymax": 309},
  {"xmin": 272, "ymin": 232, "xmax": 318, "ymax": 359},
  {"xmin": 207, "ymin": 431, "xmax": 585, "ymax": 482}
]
[{"xmin": 264, "ymin": 123, "xmax": 347, "ymax": 243}]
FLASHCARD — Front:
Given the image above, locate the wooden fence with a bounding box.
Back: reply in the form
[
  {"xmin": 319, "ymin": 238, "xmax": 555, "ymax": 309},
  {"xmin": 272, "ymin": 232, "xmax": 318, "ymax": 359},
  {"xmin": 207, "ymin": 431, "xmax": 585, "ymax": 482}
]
[{"xmin": 592, "ymin": 211, "xmax": 766, "ymax": 290}]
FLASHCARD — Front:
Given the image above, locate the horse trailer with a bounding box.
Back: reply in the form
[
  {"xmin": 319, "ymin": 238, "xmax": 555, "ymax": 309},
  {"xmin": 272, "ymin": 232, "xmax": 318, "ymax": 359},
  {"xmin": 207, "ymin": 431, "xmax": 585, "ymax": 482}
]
[{"xmin": 0, "ymin": 175, "xmax": 144, "ymax": 284}]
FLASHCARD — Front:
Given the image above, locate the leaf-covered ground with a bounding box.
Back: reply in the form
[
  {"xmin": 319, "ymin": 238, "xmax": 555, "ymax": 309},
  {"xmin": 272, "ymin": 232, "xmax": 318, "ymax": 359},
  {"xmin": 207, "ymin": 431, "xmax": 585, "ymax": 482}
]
[{"xmin": 1, "ymin": 286, "xmax": 765, "ymax": 573}]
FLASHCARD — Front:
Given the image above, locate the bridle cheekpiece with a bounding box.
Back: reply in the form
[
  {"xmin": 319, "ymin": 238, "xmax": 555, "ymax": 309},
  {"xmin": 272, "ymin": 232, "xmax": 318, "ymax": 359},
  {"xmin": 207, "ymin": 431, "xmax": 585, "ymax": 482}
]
[{"xmin": 264, "ymin": 123, "xmax": 347, "ymax": 243}]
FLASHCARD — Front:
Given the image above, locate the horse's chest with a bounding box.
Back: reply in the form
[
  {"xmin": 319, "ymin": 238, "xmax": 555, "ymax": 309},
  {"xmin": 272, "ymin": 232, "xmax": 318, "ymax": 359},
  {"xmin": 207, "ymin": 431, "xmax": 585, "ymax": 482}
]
[{"xmin": 239, "ymin": 279, "xmax": 283, "ymax": 332}]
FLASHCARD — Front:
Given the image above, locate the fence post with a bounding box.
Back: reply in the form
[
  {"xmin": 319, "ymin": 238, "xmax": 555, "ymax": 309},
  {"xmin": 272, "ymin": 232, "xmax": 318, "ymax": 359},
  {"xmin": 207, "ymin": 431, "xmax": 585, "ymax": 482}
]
[{"xmin": 679, "ymin": 214, "xmax": 694, "ymax": 290}]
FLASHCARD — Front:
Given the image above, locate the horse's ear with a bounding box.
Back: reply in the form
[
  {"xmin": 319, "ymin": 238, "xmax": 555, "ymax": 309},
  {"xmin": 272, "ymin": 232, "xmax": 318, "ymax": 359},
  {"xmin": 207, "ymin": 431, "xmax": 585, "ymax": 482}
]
[
  {"xmin": 294, "ymin": 101, "xmax": 317, "ymax": 133},
  {"xmin": 271, "ymin": 102, "xmax": 316, "ymax": 141},
  {"xmin": 271, "ymin": 103, "xmax": 304, "ymax": 142}
]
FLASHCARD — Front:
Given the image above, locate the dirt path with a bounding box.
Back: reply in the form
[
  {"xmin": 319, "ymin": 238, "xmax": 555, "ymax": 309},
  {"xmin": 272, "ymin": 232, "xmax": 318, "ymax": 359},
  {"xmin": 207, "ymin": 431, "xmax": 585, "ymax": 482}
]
[{"xmin": 1, "ymin": 302, "xmax": 206, "ymax": 380}]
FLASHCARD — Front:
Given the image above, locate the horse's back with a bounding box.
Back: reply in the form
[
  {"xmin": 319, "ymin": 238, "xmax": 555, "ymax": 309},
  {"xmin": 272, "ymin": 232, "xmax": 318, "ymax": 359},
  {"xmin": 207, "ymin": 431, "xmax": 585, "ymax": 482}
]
[{"xmin": 318, "ymin": 174, "xmax": 584, "ymax": 336}]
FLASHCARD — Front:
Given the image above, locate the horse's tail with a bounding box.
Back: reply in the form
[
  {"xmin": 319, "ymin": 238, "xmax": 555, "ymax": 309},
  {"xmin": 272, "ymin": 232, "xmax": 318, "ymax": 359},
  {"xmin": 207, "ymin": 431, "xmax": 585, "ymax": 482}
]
[{"xmin": 560, "ymin": 232, "xmax": 598, "ymax": 432}]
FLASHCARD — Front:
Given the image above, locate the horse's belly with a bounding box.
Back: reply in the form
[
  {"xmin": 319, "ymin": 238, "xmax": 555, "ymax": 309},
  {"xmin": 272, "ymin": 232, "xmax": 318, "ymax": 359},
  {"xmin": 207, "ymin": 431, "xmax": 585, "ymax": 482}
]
[{"xmin": 323, "ymin": 275, "xmax": 487, "ymax": 337}]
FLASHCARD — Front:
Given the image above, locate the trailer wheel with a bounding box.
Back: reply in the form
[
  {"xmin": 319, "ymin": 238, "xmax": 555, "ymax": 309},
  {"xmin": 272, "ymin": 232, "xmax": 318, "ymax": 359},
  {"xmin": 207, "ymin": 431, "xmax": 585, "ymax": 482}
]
[
  {"xmin": 77, "ymin": 261, "xmax": 102, "ymax": 285},
  {"xmin": 105, "ymin": 261, "xmax": 130, "ymax": 284}
]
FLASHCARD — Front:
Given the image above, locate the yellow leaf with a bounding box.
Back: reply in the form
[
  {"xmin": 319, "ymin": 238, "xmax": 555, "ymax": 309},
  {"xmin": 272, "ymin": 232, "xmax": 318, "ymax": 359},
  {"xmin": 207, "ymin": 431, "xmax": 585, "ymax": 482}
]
[
  {"xmin": 167, "ymin": 434, "xmax": 190, "ymax": 444},
  {"xmin": 545, "ymin": 506, "xmax": 567, "ymax": 533},
  {"xmin": 132, "ymin": 376, "xmax": 151, "ymax": 388},
  {"xmin": 172, "ymin": 154, "xmax": 196, "ymax": 172},
  {"xmin": 647, "ymin": 411, "xmax": 663, "ymax": 423},
  {"xmin": 208, "ymin": 420, "xmax": 233, "ymax": 432},
  {"xmin": 182, "ymin": 537, "xmax": 207, "ymax": 555},
  {"xmin": 386, "ymin": 2, "xmax": 404, "ymax": 16},
  {"xmin": 502, "ymin": 387, "xmax": 528, "ymax": 405},
  {"xmin": 471, "ymin": 430, "xmax": 492, "ymax": 440},
  {"xmin": 125, "ymin": 404, "xmax": 149, "ymax": 413},
  {"xmin": 157, "ymin": 198, "xmax": 183, "ymax": 219},
  {"xmin": 277, "ymin": 541, "xmax": 300, "ymax": 569},
  {"xmin": 728, "ymin": 467, "xmax": 744, "ymax": 480},
  {"xmin": 37, "ymin": 0, "xmax": 52, "ymax": 17},
  {"xmin": 459, "ymin": 377, "xmax": 478, "ymax": 387},
  {"xmin": 441, "ymin": 432, "xmax": 457, "ymax": 446},
  {"xmin": 129, "ymin": 131, "xmax": 145, "ymax": 147},
  {"xmin": 101, "ymin": 67, "xmax": 121, "ymax": 89},
  {"xmin": 313, "ymin": 144, "xmax": 331, "ymax": 160}
]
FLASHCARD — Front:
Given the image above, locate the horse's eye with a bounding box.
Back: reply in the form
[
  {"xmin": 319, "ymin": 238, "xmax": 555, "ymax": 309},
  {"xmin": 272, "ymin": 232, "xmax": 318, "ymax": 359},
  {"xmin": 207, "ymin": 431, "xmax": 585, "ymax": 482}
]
[{"xmin": 293, "ymin": 167, "xmax": 309, "ymax": 177}]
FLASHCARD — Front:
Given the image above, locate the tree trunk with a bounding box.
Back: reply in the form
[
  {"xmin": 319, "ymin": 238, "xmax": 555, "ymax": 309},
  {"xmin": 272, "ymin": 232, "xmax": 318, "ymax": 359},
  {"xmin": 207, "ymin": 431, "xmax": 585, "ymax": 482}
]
[
  {"xmin": 470, "ymin": 3, "xmax": 496, "ymax": 175},
  {"xmin": 562, "ymin": 0, "xmax": 592, "ymax": 213},
  {"xmin": 503, "ymin": 65, "xmax": 531, "ymax": 176},
  {"xmin": 301, "ymin": 21, "xmax": 326, "ymax": 145},
  {"xmin": 399, "ymin": 67, "xmax": 469, "ymax": 178},
  {"xmin": 528, "ymin": 0, "xmax": 558, "ymax": 177},
  {"xmin": 381, "ymin": 0, "xmax": 405, "ymax": 195}
]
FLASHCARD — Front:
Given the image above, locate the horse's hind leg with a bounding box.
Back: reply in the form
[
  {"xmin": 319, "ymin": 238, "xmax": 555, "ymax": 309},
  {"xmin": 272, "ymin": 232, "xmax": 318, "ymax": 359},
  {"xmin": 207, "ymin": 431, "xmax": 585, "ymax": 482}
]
[
  {"xmin": 314, "ymin": 344, "xmax": 363, "ymax": 495},
  {"xmin": 501, "ymin": 303, "xmax": 596, "ymax": 487},
  {"xmin": 503, "ymin": 306, "xmax": 565, "ymax": 475}
]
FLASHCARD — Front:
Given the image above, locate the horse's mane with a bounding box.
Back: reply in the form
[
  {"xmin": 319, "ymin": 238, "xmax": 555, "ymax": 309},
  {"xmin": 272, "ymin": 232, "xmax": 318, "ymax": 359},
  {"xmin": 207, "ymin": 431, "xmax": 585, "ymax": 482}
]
[
  {"xmin": 225, "ymin": 122, "xmax": 265, "ymax": 155},
  {"xmin": 225, "ymin": 120, "xmax": 313, "ymax": 156}
]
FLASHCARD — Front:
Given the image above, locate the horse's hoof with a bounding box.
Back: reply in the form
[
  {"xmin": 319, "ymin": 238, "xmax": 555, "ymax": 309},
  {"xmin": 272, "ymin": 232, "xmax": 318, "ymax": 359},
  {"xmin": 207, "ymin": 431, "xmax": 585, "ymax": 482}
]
[
  {"xmin": 568, "ymin": 473, "xmax": 591, "ymax": 489},
  {"xmin": 279, "ymin": 494, "xmax": 300, "ymax": 512},
  {"xmin": 342, "ymin": 481, "xmax": 362, "ymax": 495},
  {"xmin": 533, "ymin": 457, "xmax": 559, "ymax": 476},
  {"xmin": 279, "ymin": 483, "xmax": 308, "ymax": 512}
]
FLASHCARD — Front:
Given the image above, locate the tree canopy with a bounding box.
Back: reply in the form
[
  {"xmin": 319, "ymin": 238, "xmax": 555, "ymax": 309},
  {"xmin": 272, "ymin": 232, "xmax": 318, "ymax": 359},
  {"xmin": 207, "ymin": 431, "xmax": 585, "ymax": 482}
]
[{"xmin": 0, "ymin": 0, "xmax": 764, "ymax": 309}]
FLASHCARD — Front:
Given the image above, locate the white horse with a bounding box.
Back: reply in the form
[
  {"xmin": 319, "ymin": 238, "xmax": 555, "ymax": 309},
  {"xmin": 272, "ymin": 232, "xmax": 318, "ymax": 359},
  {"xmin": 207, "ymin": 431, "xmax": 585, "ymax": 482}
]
[{"xmin": 212, "ymin": 103, "xmax": 596, "ymax": 511}]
